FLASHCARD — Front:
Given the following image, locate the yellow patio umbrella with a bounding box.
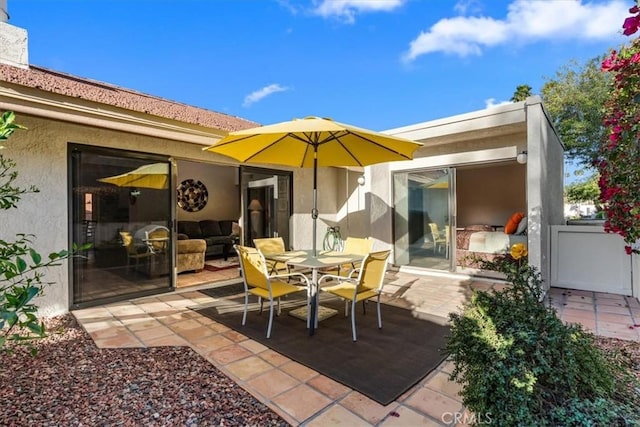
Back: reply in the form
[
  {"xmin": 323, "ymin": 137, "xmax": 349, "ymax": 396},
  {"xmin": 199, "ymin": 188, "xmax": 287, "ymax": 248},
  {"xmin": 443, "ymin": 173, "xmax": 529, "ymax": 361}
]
[
  {"xmin": 425, "ymin": 177, "xmax": 449, "ymax": 189},
  {"xmin": 203, "ymin": 116, "xmax": 422, "ymax": 256},
  {"xmin": 97, "ymin": 162, "xmax": 169, "ymax": 190}
]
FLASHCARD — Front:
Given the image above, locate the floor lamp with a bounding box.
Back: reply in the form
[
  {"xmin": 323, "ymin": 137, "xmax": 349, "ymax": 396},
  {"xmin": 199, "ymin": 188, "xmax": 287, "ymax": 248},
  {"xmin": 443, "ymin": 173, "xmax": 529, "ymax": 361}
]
[{"xmin": 248, "ymin": 199, "xmax": 263, "ymax": 239}]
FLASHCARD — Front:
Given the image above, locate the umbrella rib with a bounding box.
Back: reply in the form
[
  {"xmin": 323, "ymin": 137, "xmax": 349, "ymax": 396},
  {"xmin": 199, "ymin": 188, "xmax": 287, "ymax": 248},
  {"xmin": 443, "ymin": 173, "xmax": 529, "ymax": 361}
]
[
  {"xmin": 240, "ymin": 134, "xmax": 292, "ymax": 162},
  {"xmin": 346, "ymin": 131, "xmax": 417, "ymax": 160}
]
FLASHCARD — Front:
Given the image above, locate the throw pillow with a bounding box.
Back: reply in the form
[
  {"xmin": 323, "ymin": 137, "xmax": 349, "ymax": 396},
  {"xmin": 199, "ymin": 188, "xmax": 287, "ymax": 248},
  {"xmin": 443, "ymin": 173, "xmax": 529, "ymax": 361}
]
[
  {"xmin": 515, "ymin": 216, "xmax": 528, "ymax": 235},
  {"xmin": 504, "ymin": 212, "xmax": 525, "ymax": 234}
]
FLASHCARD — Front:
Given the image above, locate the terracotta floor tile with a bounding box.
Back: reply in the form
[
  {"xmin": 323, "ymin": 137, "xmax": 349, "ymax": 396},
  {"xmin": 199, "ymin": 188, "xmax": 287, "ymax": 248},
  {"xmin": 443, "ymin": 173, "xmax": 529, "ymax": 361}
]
[
  {"xmin": 596, "ymin": 292, "xmax": 627, "ymax": 301},
  {"xmin": 206, "ymin": 343, "xmax": 253, "ymax": 365},
  {"xmin": 307, "ymin": 375, "xmax": 352, "ymax": 400},
  {"xmin": 339, "ymin": 392, "xmax": 399, "ymax": 425},
  {"xmin": 565, "ymin": 295, "xmax": 594, "ymax": 304},
  {"xmin": 562, "ymin": 289, "xmax": 595, "ymax": 297},
  {"xmin": 222, "ymin": 329, "xmax": 250, "ymax": 343},
  {"xmin": 424, "ymin": 372, "xmax": 463, "ymax": 402},
  {"xmin": 166, "ymin": 318, "xmax": 203, "ymax": 334},
  {"xmin": 132, "ymin": 324, "xmax": 174, "ymax": 342},
  {"xmin": 225, "ymin": 355, "xmax": 274, "ymax": 381},
  {"xmin": 245, "ymin": 369, "xmax": 300, "ymax": 399},
  {"xmin": 597, "ymin": 320, "xmax": 636, "ymax": 331},
  {"xmin": 561, "ymin": 308, "xmax": 596, "ymax": 320},
  {"xmin": 597, "ymin": 328, "xmax": 640, "ymax": 341},
  {"xmin": 80, "ymin": 318, "xmax": 121, "ymax": 334},
  {"xmin": 379, "ymin": 405, "xmax": 443, "ymax": 426},
  {"xmin": 563, "ymin": 301, "xmax": 595, "ymax": 311},
  {"xmin": 106, "ymin": 303, "xmax": 147, "ymax": 317},
  {"xmin": 88, "ymin": 324, "xmax": 129, "ymax": 340},
  {"xmin": 404, "ymin": 387, "xmax": 463, "ymax": 423},
  {"xmin": 305, "ymin": 404, "xmax": 371, "ymax": 427},
  {"xmin": 121, "ymin": 316, "xmax": 163, "ymax": 331},
  {"xmin": 280, "ymin": 360, "xmax": 319, "ymax": 382},
  {"xmin": 73, "ymin": 306, "xmax": 112, "ymax": 321},
  {"xmin": 239, "ymin": 338, "xmax": 269, "ymax": 354},
  {"xmin": 271, "ymin": 384, "xmax": 333, "ymax": 423},
  {"xmin": 190, "ymin": 334, "xmax": 235, "ymax": 354},
  {"xmin": 626, "ymin": 297, "xmax": 640, "ymax": 308},
  {"xmin": 153, "ymin": 309, "xmax": 192, "ymax": 324},
  {"xmin": 155, "ymin": 294, "xmax": 194, "ymax": 308},
  {"xmin": 93, "ymin": 333, "xmax": 142, "ymax": 348},
  {"xmin": 177, "ymin": 324, "xmax": 218, "ymax": 341},
  {"xmin": 135, "ymin": 300, "xmax": 173, "ymax": 314},
  {"xmin": 562, "ymin": 316, "xmax": 596, "ymax": 331},
  {"xmin": 597, "ymin": 312, "xmax": 634, "ymax": 324},
  {"xmin": 597, "ymin": 304, "xmax": 632, "ymax": 315},
  {"xmin": 143, "ymin": 334, "xmax": 189, "ymax": 347},
  {"xmin": 260, "ymin": 349, "xmax": 291, "ymax": 367}
]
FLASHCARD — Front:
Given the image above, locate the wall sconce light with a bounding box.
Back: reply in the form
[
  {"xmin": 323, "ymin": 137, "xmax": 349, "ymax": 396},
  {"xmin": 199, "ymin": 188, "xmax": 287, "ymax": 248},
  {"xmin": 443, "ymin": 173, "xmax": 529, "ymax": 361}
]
[
  {"xmin": 357, "ymin": 175, "xmax": 365, "ymax": 186},
  {"xmin": 516, "ymin": 151, "xmax": 528, "ymax": 165}
]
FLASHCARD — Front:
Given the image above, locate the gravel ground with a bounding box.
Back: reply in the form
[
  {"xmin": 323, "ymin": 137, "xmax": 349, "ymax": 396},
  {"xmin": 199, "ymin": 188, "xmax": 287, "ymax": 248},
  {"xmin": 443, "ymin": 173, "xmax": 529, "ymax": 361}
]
[
  {"xmin": 2, "ymin": 314, "xmax": 639, "ymax": 426},
  {"xmin": 0, "ymin": 314, "xmax": 289, "ymax": 427}
]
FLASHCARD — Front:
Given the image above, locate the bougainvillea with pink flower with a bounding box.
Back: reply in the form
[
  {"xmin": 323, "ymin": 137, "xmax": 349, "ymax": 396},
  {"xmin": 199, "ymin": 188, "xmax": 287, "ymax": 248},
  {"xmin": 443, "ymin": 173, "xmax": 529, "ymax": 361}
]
[{"xmin": 598, "ymin": 1, "xmax": 640, "ymax": 254}]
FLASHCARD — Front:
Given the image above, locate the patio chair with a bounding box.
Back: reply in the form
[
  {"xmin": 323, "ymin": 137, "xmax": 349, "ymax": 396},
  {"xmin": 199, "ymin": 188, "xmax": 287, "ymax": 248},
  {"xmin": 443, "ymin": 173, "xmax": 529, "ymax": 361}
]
[
  {"xmin": 318, "ymin": 250, "xmax": 391, "ymax": 341},
  {"xmin": 429, "ymin": 223, "xmax": 447, "ymax": 256},
  {"xmin": 120, "ymin": 231, "xmax": 154, "ymax": 273},
  {"xmin": 253, "ymin": 237, "xmax": 290, "ymax": 276},
  {"xmin": 235, "ymin": 245, "xmax": 310, "ymax": 338}
]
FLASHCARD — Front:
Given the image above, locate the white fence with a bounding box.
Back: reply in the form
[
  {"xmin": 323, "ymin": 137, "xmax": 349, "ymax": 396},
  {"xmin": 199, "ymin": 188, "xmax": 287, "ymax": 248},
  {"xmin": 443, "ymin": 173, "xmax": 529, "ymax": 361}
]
[{"xmin": 550, "ymin": 224, "xmax": 634, "ymax": 296}]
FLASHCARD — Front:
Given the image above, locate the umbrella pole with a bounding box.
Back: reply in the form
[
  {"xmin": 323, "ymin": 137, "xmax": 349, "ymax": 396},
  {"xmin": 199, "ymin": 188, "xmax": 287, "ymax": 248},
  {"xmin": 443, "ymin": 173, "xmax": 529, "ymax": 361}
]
[{"xmin": 312, "ymin": 147, "xmax": 318, "ymax": 257}]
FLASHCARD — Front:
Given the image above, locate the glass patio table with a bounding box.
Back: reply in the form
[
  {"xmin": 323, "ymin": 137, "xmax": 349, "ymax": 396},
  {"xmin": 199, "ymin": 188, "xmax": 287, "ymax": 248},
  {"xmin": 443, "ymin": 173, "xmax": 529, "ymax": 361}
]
[{"xmin": 264, "ymin": 249, "xmax": 365, "ymax": 336}]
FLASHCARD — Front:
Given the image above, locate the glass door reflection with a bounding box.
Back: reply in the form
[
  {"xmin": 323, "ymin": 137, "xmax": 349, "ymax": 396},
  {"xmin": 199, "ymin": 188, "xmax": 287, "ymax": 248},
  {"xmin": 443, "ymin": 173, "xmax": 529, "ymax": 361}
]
[{"xmin": 70, "ymin": 146, "xmax": 173, "ymax": 307}]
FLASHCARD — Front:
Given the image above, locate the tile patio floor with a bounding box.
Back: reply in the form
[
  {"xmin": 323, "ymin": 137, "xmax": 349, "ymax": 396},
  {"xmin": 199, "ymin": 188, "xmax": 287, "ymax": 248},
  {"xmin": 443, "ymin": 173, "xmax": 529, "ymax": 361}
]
[{"xmin": 72, "ymin": 271, "xmax": 640, "ymax": 426}]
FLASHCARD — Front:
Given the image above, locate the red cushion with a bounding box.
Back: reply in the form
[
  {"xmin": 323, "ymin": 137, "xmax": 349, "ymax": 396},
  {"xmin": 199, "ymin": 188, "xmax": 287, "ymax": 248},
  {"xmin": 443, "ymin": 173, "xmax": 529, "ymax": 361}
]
[{"xmin": 504, "ymin": 212, "xmax": 525, "ymax": 234}]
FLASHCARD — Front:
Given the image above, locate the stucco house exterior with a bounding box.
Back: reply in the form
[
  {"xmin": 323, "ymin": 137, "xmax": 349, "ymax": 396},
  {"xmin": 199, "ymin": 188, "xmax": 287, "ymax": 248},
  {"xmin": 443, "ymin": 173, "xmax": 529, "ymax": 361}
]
[
  {"xmin": 1, "ymin": 17, "xmax": 571, "ymax": 316},
  {"xmin": 371, "ymin": 98, "xmax": 565, "ymax": 290}
]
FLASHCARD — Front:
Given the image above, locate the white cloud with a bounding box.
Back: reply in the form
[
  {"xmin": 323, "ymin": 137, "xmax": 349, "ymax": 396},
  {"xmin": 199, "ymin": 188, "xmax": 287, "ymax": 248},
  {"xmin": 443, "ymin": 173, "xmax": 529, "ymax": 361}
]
[
  {"xmin": 242, "ymin": 84, "xmax": 289, "ymax": 107},
  {"xmin": 312, "ymin": 0, "xmax": 406, "ymax": 24},
  {"xmin": 485, "ymin": 98, "xmax": 512, "ymax": 109},
  {"xmin": 402, "ymin": 0, "xmax": 629, "ymax": 61},
  {"xmin": 453, "ymin": 0, "xmax": 483, "ymax": 16}
]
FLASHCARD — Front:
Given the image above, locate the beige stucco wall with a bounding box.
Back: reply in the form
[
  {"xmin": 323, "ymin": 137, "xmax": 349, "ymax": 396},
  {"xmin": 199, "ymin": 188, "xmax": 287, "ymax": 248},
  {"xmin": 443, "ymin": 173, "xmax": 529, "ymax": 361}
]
[
  {"xmin": 277, "ymin": 165, "xmax": 368, "ymax": 252},
  {"xmin": 525, "ymin": 98, "xmax": 565, "ymax": 289},
  {"xmin": 1, "ymin": 114, "xmax": 240, "ymax": 316},
  {"xmin": 176, "ymin": 160, "xmax": 240, "ymax": 222}
]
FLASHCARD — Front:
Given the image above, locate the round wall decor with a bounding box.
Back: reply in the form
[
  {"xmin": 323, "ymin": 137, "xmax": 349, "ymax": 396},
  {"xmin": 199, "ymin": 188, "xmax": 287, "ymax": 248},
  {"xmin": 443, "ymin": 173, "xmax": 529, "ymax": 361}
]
[{"xmin": 177, "ymin": 179, "xmax": 208, "ymax": 212}]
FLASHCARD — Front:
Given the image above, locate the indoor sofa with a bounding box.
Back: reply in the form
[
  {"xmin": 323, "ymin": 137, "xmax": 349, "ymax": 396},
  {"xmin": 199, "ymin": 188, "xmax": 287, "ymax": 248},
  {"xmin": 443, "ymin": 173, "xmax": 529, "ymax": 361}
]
[{"xmin": 177, "ymin": 220, "xmax": 237, "ymax": 260}]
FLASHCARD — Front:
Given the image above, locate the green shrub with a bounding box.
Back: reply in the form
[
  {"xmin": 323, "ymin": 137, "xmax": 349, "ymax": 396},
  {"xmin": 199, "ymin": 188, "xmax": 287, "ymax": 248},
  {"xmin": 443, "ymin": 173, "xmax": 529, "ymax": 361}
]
[
  {"xmin": 0, "ymin": 111, "xmax": 86, "ymax": 354},
  {"xmin": 445, "ymin": 245, "xmax": 640, "ymax": 426}
]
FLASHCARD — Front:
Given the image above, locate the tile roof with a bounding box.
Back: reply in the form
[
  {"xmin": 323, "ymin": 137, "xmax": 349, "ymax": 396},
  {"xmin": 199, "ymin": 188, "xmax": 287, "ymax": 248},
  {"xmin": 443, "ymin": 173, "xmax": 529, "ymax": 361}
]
[{"xmin": 0, "ymin": 63, "xmax": 260, "ymax": 132}]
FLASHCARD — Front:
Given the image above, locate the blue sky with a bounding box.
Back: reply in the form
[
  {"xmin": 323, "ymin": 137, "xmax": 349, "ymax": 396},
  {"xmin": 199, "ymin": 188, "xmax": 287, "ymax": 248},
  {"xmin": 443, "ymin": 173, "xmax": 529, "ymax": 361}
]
[{"xmin": 7, "ymin": 0, "xmax": 633, "ymax": 132}]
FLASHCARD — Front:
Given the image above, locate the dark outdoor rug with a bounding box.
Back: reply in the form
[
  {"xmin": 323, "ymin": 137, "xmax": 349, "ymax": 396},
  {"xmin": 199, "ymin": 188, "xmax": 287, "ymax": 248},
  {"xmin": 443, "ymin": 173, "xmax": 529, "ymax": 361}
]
[
  {"xmin": 194, "ymin": 293, "xmax": 450, "ymax": 405},
  {"xmin": 199, "ymin": 282, "xmax": 245, "ymax": 299}
]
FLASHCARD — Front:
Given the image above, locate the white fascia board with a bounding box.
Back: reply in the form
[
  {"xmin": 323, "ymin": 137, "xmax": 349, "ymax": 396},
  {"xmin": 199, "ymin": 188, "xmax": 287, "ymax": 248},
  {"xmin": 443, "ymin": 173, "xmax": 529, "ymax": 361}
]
[{"xmin": 383, "ymin": 100, "xmax": 528, "ymax": 142}]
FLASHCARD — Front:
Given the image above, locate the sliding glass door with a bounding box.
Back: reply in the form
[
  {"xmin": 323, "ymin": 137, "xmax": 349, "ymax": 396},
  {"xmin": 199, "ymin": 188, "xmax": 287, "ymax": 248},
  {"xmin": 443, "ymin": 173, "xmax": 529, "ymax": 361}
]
[
  {"xmin": 393, "ymin": 168, "xmax": 455, "ymax": 271},
  {"xmin": 70, "ymin": 145, "xmax": 173, "ymax": 307}
]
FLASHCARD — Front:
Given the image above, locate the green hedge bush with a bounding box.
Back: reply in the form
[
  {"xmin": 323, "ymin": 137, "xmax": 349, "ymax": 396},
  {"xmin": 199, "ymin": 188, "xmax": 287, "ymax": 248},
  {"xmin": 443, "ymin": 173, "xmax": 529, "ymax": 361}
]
[{"xmin": 446, "ymin": 246, "xmax": 640, "ymax": 426}]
